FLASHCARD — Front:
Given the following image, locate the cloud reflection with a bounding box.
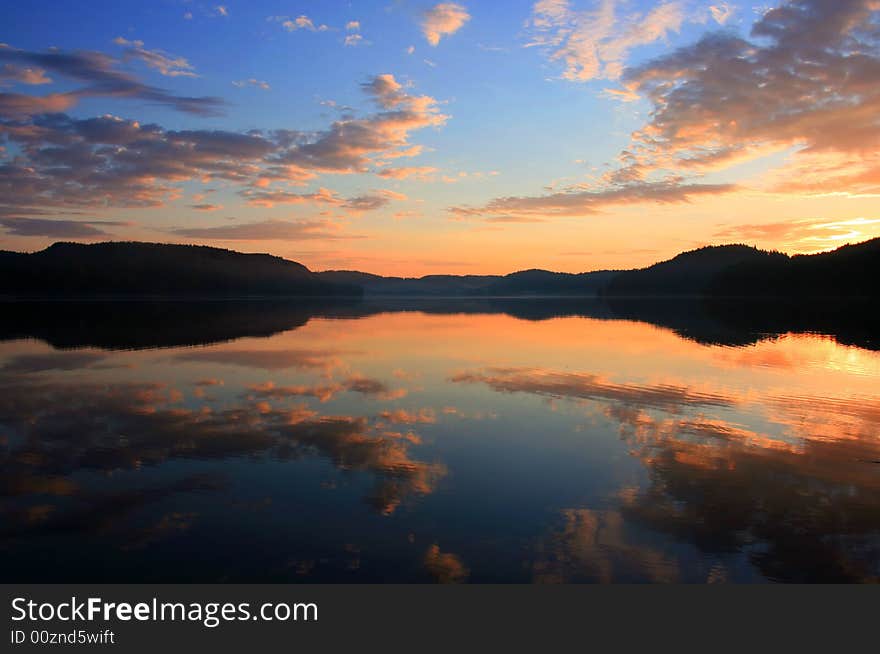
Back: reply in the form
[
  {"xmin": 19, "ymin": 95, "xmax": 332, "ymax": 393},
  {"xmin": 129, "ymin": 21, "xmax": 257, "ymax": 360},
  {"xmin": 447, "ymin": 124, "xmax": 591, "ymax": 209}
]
[{"xmin": 0, "ymin": 374, "xmax": 444, "ymax": 528}]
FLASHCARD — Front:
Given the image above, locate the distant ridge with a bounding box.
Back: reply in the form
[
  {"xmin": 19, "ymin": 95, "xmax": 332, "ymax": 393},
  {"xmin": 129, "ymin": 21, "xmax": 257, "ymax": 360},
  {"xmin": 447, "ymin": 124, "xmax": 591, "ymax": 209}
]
[
  {"xmin": 315, "ymin": 268, "xmax": 619, "ymax": 296},
  {"xmin": 317, "ymin": 270, "xmax": 504, "ymax": 296},
  {"xmin": 1, "ymin": 238, "xmax": 877, "ymax": 298}
]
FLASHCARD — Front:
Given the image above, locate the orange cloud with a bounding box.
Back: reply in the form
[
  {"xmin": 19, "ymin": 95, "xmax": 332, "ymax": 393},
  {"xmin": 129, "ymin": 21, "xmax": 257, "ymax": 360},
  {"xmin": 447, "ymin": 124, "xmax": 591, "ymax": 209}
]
[
  {"xmin": 421, "ymin": 3, "xmax": 470, "ymax": 46},
  {"xmin": 377, "ymin": 166, "xmax": 439, "ymax": 180}
]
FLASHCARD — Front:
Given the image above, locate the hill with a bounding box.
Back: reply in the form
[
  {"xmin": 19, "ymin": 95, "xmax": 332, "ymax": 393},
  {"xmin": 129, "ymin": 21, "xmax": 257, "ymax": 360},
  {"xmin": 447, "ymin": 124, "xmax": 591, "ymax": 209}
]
[
  {"xmin": 604, "ymin": 244, "xmax": 784, "ymax": 296},
  {"xmin": 709, "ymin": 238, "xmax": 880, "ymax": 297},
  {"xmin": 2, "ymin": 237, "xmax": 877, "ymax": 300},
  {"xmin": 315, "ymin": 268, "xmax": 618, "ymax": 296},
  {"xmin": 487, "ymin": 269, "xmax": 618, "ymax": 296},
  {"xmin": 0, "ymin": 242, "xmax": 361, "ymax": 297},
  {"xmin": 316, "ymin": 270, "xmax": 503, "ymax": 296},
  {"xmin": 604, "ymin": 239, "xmax": 880, "ymax": 297}
]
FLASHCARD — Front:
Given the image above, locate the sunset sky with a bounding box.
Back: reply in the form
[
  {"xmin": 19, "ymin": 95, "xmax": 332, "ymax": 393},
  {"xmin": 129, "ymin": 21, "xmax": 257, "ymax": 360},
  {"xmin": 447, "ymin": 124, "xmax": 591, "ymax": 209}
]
[{"xmin": 2, "ymin": 0, "xmax": 880, "ymax": 275}]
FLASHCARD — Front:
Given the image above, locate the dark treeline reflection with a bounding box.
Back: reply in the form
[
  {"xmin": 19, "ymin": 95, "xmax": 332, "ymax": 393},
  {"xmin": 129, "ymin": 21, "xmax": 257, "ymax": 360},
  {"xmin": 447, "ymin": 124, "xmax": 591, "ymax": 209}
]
[{"xmin": 2, "ymin": 296, "xmax": 879, "ymax": 350}]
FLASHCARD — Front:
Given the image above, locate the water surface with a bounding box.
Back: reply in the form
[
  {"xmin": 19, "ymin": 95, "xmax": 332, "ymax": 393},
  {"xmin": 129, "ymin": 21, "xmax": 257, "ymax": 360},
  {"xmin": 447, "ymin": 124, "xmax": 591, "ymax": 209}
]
[{"xmin": 1, "ymin": 299, "xmax": 879, "ymax": 582}]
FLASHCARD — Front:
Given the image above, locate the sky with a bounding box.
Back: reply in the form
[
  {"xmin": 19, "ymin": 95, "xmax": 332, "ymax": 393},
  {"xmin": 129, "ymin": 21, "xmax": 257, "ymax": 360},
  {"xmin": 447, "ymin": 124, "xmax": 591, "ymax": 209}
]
[{"xmin": 2, "ymin": 0, "xmax": 880, "ymax": 276}]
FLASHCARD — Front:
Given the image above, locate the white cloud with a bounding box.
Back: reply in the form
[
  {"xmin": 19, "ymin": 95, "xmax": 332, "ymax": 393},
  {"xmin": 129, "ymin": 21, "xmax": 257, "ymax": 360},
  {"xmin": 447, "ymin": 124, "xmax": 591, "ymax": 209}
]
[
  {"xmin": 113, "ymin": 37, "xmax": 197, "ymax": 78},
  {"xmin": 233, "ymin": 78, "xmax": 270, "ymax": 90},
  {"xmin": 280, "ymin": 15, "xmax": 329, "ymax": 32},
  {"xmin": 526, "ymin": 0, "xmax": 686, "ymax": 81},
  {"xmin": 709, "ymin": 2, "xmax": 734, "ymax": 25}
]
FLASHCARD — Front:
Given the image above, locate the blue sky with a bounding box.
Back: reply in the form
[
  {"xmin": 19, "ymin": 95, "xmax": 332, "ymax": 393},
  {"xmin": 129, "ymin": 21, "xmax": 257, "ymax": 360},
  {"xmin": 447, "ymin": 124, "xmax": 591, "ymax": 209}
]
[{"xmin": 2, "ymin": 1, "xmax": 880, "ymax": 274}]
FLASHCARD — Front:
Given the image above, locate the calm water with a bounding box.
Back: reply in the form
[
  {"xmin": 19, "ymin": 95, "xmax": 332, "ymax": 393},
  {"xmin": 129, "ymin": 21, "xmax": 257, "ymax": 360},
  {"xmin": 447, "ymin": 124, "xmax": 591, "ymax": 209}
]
[{"xmin": 1, "ymin": 299, "xmax": 879, "ymax": 583}]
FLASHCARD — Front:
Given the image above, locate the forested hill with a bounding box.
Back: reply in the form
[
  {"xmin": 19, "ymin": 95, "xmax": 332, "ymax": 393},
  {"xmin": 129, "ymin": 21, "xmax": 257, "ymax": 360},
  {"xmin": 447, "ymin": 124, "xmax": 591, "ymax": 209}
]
[
  {"xmin": 0, "ymin": 242, "xmax": 362, "ymax": 297},
  {"xmin": 603, "ymin": 239, "xmax": 879, "ymax": 297},
  {"xmin": 603, "ymin": 244, "xmax": 785, "ymax": 296},
  {"xmin": 708, "ymin": 238, "xmax": 880, "ymax": 297},
  {"xmin": 2, "ymin": 238, "xmax": 877, "ymax": 299}
]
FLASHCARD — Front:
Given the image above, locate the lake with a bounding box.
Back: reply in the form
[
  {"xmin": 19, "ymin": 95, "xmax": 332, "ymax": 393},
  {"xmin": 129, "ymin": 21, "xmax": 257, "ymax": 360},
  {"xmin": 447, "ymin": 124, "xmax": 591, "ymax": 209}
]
[{"xmin": 1, "ymin": 299, "xmax": 879, "ymax": 582}]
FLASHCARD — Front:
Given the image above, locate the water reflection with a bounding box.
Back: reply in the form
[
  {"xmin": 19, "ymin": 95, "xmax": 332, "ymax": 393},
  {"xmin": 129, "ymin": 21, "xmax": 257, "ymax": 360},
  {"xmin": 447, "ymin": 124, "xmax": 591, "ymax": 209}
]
[
  {"xmin": 3, "ymin": 296, "xmax": 879, "ymax": 350},
  {"xmin": 0, "ymin": 300, "xmax": 878, "ymax": 582}
]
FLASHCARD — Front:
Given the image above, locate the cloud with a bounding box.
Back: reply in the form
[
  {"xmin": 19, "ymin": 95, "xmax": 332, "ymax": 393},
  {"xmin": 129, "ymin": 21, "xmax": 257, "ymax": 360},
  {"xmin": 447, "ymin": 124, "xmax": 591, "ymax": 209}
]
[
  {"xmin": 0, "ymin": 63, "xmax": 51, "ymax": 85},
  {"xmin": 171, "ymin": 219, "xmax": 350, "ymax": 241},
  {"xmin": 341, "ymin": 374, "xmax": 408, "ymax": 400},
  {"xmin": 377, "ymin": 166, "xmax": 439, "ymax": 180},
  {"xmin": 0, "ymin": 73, "xmax": 446, "ymax": 225},
  {"xmin": 346, "ymin": 21, "xmax": 361, "ymax": 31},
  {"xmin": 423, "ymin": 544, "xmax": 469, "ymax": 583},
  {"xmin": 176, "ymin": 348, "xmax": 345, "ymax": 371},
  {"xmin": 451, "ymin": 180, "xmax": 735, "ymax": 219},
  {"xmin": 344, "ymin": 34, "xmax": 365, "ymax": 47},
  {"xmin": 240, "ymin": 186, "xmax": 342, "ymax": 207},
  {"xmin": 248, "ymin": 380, "xmax": 342, "ymax": 403},
  {"xmin": 248, "ymin": 374, "xmax": 407, "ymax": 403},
  {"xmin": 0, "ymin": 45, "xmax": 223, "ymax": 116},
  {"xmin": 615, "ymin": 0, "xmax": 880, "ymax": 192},
  {"xmin": 214, "ymin": 6, "xmax": 228, "ymax": 17},
  {"xmin": 1, "ymin": 352, "xmax": 108, "ymax": 373},
  {"xmin": 714, "ymin": 217, "xmax": 880, "ymax": 251},
  {"xmin": 494, "ymin": 0, "xmax": 880, "ymax": 220},
  {"xmin": 188, "ymin": 203, "xmax": 222, "ymax": 211},
  {"xmin": 0, "ymin": 217, "xmax": 129, "ymax": 237},
  {"xmin": 533, "ymin": 508, "xmax": 678, "ymax": 583},
  {"xmin": 378, "ymin": 408, "xmax": 437, "ymax": 424},
  {"xmin": 0, "ymin": 376, "xmax": 444, "ymax": 518},
  {"xmin": 709, "ymin": 2, "xmax": 734, "ymax": 24},
  {"xmin": 240, "ymin": 186, "xmax": 402, "ymax": 211},
  {"xmin": 605, "ymin": 396, "xmax": 880, "ymax": 582},
  {"xmin": 113, "ymin": 37, "xmax": 197, "ymax": 78},
  {"xmin": 0, "ymin": 114, "xmax": 277, "ymax": 216},
  {"xmin": 274, "ymin": 73, "xmax": 447, "ymax": 172},
  {"xmin": 0, "ymin": 92, "xmax": 77, "ymax": 117},
  {"xmin": 421, "ymin": 3, "xmax": 470, "ymax": 46},
  {"xmin": 526, "ymin": 0, "xmax": 686, "ymax": 81},
  {"xmin": 344, "ymin": 189, "xmax": 407, "ymax": 211},
  {"xmin": 451, "ymin": 366, "xmax": 735, "ymax": 411},
  {"xmin": 232, "ymin": 78, "xmax": 270, "ymax": 90},
  {"xmin": 280, "ymin": 15, "xmax": 329, "ymax": 32}
]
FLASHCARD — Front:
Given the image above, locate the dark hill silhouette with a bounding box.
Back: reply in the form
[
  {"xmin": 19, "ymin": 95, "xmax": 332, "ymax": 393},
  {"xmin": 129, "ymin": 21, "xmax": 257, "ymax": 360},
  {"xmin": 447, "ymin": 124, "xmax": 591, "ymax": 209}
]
[
  {"xmin": 319, "ymin": 240, "xmax": 880, "ymax": 299},
  {"xmin": 603, "ymin": 238, "xmax": 880, "ymax": 298},
  {"xmin": 317, "ymin": 270, "xmax": 503, "ymax": 296},
  {"xmin": 1, "ymin": 237, "xmax": 878, "ymax": 300},
  {"xmin": 709, "ymin": 237, "xmax": 880, "ymax": 297},
  {"xmin": 604, "ymin": 244, "xmax": 786, "ymax": 296},
  {"xmin": 0, "ymin": 242, "xmax": 361, "ymax": 297},
  {"xmin": 487, "ymin": 269, "xmax": 618, "ymax": 296},
  {"xmin": 315, "ymin": 269, "xmax": 617, "ymax": 296}
]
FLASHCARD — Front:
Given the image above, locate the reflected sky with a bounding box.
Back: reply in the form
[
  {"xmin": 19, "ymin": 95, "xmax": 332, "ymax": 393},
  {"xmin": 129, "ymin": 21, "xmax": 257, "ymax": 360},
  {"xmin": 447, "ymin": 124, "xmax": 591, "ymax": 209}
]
[{"xmin": 1, "ymin": 305, "xmax": 879, "ymax": 582}]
